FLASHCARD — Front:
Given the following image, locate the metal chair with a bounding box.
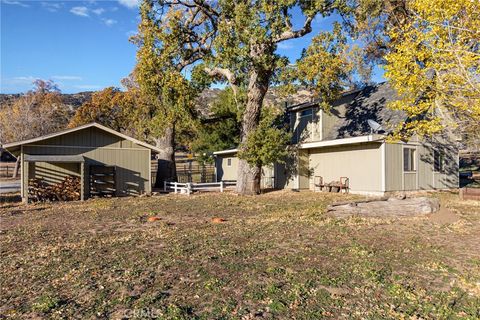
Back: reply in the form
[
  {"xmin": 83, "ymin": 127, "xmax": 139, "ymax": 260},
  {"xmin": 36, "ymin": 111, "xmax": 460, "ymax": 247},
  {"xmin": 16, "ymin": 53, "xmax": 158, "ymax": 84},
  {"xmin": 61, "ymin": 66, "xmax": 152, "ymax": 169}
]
[{"xmin": 339, "ymin": 177, "xmax": 349, "ymax": 194}]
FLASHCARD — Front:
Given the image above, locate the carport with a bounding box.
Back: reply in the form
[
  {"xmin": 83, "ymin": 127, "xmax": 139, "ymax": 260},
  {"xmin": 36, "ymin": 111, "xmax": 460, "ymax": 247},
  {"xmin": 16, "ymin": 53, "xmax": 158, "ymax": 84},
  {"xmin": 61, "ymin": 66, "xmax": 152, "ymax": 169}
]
[
  {"xmin": 3, "ymin": 122, "xmax": 162, "ymax": 203},
  {"xmin": 22, "ymin": 155, "xmax": 86, "ymax": 201}
]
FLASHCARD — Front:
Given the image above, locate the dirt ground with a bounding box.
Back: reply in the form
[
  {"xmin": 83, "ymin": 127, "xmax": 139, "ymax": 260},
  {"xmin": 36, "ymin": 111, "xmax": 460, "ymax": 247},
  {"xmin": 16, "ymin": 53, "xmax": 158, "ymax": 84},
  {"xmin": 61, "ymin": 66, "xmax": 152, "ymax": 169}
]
[{"xmin": 0, "ymin": 191, "xmax": 479, "ymax": 319}]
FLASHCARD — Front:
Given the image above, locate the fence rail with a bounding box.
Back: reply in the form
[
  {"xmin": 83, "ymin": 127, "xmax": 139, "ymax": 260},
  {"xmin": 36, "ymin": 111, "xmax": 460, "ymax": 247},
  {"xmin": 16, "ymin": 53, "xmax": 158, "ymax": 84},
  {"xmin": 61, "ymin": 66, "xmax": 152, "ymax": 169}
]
[
  {"xmin": 163, "ymin": 181, "xmax": 236, "ymax": 195},
  {"xmin": 0, "ymin": 162, "xmax": 18, "ymax": 178},
  {"xmin": 151, "ymin": 160, "xmax": 216, "ymax": 185}
]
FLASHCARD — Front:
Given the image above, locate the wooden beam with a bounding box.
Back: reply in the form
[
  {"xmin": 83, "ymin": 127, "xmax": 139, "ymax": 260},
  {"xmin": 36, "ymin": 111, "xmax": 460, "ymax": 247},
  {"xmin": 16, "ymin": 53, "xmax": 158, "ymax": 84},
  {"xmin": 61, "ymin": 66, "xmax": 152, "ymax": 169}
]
[
  {"xmin": 22, "ymin": 160, "xmax": 29, "ymax": 204},
  {"xmin": 80, "ymin": 162, "xmax": 85, "ymax": 201}
]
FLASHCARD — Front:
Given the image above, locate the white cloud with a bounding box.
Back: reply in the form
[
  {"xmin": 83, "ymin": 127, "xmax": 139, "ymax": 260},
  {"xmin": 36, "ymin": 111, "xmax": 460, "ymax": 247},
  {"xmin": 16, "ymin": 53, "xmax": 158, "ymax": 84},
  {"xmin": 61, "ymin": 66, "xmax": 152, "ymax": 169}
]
[
  {"xmin": 118, "ymin": 0, "xmax": 139, "ymax": 9},
  {"xmin": 70, "ymin": 6, "xmax": 89, "ymax": 17},
  {"xmin": 2, "ymin": 0, "xmax": 29, "ymax": 8},
  {"xmin": 12, "ymin": 76, "xmax": 36, "ymax": 83},
  {"xmin": 52, "ymin": 75, "xmax": 82, "ymax": 81},
  {"xmin": 74, "ymin": 85, "xmax": 101, "ymax": 90},
  {"xmin": 103, "ymin": 18, "xmax": 117, "ymax": 26},
  {"xmin": 41, "ymin": 2, "xmax": 62, "ymax": 12},
  {"xmin": 92, "ymin": 8, "xmax": 105, "ymax": 15}
]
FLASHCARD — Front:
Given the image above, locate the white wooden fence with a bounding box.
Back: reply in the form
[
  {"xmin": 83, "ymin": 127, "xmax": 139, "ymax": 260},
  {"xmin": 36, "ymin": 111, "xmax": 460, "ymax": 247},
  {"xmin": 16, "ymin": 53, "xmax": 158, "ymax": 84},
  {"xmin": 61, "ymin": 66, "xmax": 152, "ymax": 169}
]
[{"xmin": 163, "ymin": 181, "xmax": 236, "ymax": 195}]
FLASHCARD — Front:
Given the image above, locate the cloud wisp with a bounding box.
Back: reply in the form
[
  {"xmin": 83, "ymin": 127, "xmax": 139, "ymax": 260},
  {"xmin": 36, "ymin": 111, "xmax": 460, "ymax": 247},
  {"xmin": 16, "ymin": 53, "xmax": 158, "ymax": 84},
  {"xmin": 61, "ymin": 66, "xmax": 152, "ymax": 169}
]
[
  {"xmin": 41, "ymin": 2, "xmax": 62, "ymax": 12},
  {"xmin": 70, "ymin": 6, "xmax": 89, "ymax": 17},
  {"xmin": 92, "ymin": 8, "xmax": 105, "ymax": 15},
  {"xmin": 103, "ymin": 18, "xmax": 117, "ymax": 27},
  {"xmin": 2, "ymin": 0, "xmax": 30, "ymax": 8},
  {"xmin": 52, "ymin": 75, "xmax": 83, "ymax": 81},
  {"xmin": 74, "ymin": 84, "xmax": 102, "ymax": 90},
  {"xmin": 118, "ymin": 0, "xmax": 139, "ymax": 9}
]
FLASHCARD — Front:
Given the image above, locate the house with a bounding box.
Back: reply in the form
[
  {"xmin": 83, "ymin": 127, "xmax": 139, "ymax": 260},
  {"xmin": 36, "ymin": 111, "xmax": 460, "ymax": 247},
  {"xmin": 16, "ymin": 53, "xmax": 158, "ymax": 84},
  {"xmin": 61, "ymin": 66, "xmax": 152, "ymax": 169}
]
[
  {"xmin": 3, "ymin": 123, "xmax": 162, "ymax": 202},
  {"xmin": 214, "ymin": 83, "xmax": 459, "ymax": 195}
]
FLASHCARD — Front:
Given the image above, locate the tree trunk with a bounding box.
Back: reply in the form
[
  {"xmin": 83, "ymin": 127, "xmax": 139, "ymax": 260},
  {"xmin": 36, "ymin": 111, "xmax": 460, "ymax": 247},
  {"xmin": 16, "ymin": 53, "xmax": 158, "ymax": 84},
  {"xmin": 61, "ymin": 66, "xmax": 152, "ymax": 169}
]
[
  {"xmin": 236, "ymin": 68, "xmax": 270, "ymax": 195},
  {"xmin": 154, "ymin": 124, "xmax": 177, "ymax": 188},
  {"xmin": 12, "ymin": 156, "xmax": 20, "ymax": 179}
]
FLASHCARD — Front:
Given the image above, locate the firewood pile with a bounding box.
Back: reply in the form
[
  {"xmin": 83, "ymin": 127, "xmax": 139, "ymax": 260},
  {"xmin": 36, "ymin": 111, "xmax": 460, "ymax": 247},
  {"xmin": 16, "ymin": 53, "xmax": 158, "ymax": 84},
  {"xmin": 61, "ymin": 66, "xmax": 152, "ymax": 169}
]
[{"xmin": 28, "ymin": 176, "xmax": 81, "ymax": 202}]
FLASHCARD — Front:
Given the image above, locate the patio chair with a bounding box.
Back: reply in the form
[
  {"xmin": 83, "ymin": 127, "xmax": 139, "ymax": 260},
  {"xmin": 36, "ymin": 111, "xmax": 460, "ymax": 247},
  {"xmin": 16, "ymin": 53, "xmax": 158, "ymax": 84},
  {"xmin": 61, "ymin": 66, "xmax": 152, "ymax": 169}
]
[
  {"xmin": 314, "ymin": 176, "xmax": 325, "ymax": 192},
  {"xmin": 339, "ymin": 177, "xmax": 349, "ymax": 194}
]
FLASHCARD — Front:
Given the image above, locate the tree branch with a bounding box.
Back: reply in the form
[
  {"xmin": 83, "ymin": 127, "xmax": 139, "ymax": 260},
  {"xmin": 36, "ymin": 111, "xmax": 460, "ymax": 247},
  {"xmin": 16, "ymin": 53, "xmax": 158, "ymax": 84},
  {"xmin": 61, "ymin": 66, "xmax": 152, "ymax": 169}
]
[
  {"xmin": 274, "ymin": 15, "xmax": 314, "ymax": 42},
  {"xmin": 204, "ymin": 67, "xmax": 241, "ymax": 109}
]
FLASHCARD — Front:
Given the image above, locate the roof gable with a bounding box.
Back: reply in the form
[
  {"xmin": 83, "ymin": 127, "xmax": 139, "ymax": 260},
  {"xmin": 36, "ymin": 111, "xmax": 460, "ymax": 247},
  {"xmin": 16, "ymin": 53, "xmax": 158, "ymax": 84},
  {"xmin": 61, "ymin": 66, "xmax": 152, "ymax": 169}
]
[
  {"xmin": 3, "ymin": 123, "xmax": 162, "ymax": 153},
  {"xmin": 288, "ymin": 82, "xmax": 406, "ymax": 140}
]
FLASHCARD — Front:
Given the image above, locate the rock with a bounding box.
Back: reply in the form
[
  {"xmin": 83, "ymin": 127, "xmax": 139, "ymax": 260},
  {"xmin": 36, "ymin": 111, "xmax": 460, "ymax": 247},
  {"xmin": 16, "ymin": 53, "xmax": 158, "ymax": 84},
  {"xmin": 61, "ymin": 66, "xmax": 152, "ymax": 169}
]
[
  {"xmin": 147, "ymin": 216, "xmax": 161, "ymax": 222},
  {"xmin": 394, "ymin": 193, "xmax": 407, "ymax": 200}
]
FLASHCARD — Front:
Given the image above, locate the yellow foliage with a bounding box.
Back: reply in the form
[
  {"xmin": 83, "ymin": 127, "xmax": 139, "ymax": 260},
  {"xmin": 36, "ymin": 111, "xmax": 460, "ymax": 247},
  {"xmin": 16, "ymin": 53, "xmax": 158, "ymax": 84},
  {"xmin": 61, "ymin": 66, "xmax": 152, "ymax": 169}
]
[{"xmin": 385, "ymin": 0, "xmax": 480, "ymax": 143}]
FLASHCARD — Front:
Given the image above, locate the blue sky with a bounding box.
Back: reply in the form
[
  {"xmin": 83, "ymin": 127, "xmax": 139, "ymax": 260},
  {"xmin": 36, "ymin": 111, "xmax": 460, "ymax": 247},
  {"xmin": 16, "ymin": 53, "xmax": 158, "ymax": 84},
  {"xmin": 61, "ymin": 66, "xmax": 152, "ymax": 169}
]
[{"xmin": 1, "ymin": 0, "xmax": 385, "ymax": 94}]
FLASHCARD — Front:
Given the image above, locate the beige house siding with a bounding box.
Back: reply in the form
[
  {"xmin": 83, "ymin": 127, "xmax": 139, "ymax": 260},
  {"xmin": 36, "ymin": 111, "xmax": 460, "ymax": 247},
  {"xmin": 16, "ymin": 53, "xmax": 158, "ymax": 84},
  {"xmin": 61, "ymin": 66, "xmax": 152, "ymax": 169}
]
[
  {"xmin": 384, "ymin": 140, "xmax": 458, "ymax": 191},
  {"xmin": 215, "ymin": 155, "xmax": 277, "ymax": 189},
  {"xmin": 308, "ymin": 143, "xmax": 383, "ymax": 193},
  {"xmin": 291, "ymin": 107, "xmax": 322, "ymax": 143},
  {"xmin": 385, "ymin": 143, "xmax": 403, "ymax": 191},
  {"xmin": 298, "ymin": 149, "xmax": 310, "ymax": 189},
  {"xmin": 215, "ymin": 138, "xmax": 458, "ymax": 193},
  {"xmin": 404, "ymin": 172, "xmax": 417, "ymax": 190},
  {"xmin": 273, "ymin": 161, "xmax": 296, "ymax": 189},
  {"xmin": 216, "ymin": 156, "xmax": 238, "ymax": 181}
]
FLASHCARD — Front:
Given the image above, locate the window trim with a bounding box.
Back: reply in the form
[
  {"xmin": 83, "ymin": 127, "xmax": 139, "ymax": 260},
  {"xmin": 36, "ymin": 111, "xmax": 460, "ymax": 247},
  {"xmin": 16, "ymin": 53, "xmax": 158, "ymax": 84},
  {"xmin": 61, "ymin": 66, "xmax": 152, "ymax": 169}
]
[
  {"xmin": 403, "ymin": 147, "xmax": 417, "ymax": 172},
  {"xmin": 227, "ymin": 158, "xmax": 232, "ymax": 167},
  {"xmin": 299, "ymin": 108, "xmax": 313, "ymax": 117},
  {"xmin": 433, "ymin": 149, "xmax": 444, "ymax": 173}
]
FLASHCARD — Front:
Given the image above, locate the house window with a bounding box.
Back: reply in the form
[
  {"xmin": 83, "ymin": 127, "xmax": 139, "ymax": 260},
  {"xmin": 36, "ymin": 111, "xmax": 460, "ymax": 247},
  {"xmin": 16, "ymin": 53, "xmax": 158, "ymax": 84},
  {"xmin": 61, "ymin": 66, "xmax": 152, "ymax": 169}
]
[
  {"xmin": 434, "ymin": 150, "xmax": 444, "ymax": 172},
  {"xmin": 300, "ymin": 108, "xmax": 313, "ymax": 117},
  {"xmin": 403, "ymin": 148, "xmax": 416, "ymax": 172},
  {"xmin": 227, "ymin": 158, "xmax": 232, "ymax": 167}
]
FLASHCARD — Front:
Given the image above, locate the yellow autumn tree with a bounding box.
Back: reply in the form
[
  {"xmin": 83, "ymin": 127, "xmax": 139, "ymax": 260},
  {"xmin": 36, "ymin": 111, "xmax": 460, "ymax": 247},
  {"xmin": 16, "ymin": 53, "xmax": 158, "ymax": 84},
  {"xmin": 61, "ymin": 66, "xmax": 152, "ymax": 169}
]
[
  {"xmin": 69, "ymin": 87, "xmax": 135, "ymax": 133},
  {"xmin": 384, "ymin": 0, "xmax": 480, "ymax": 145}
]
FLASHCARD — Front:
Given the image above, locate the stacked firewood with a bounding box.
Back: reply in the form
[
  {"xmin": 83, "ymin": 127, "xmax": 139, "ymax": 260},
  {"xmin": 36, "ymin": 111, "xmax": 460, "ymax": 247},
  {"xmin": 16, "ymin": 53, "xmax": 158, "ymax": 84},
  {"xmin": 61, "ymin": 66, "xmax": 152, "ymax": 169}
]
[{"xmin": 28, "ymin": 176, "xmax": 81, "ymax": 202}]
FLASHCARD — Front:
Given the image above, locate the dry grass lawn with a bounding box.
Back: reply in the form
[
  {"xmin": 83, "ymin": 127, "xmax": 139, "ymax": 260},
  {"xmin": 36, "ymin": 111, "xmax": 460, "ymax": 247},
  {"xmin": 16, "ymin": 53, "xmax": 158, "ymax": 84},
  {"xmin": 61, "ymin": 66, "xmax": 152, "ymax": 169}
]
[{"xmin": 1, "ymin": 191, "xmax": 479, "ymax": 319}]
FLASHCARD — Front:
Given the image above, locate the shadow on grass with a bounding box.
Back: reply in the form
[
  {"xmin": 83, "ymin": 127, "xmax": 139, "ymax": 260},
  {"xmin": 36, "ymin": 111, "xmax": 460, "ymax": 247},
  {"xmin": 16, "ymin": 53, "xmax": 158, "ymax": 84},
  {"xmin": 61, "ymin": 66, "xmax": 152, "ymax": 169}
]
[{"xmin": 0, "ymin": 193, "xmax": 21, "ymax": 205}]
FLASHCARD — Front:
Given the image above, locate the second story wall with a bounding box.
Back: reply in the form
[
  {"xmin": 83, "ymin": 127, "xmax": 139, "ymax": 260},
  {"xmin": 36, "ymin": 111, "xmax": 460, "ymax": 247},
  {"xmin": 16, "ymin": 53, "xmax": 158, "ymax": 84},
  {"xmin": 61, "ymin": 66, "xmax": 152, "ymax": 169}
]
[{"xmin": 290, "ymin": 106, "xmax": 322, "ymax": 144}]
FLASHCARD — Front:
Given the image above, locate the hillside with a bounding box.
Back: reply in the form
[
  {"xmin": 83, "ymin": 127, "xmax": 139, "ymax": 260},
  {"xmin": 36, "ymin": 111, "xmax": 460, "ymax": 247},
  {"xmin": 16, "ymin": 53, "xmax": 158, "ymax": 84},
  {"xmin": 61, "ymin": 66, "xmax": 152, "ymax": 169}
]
[
  {"xmin": 0, "ymin": 92, "xmax": 93, "ymax": 110},
  {"xmin": 0, "ymin": 88, "xmax": 314, "ymax": 118}
]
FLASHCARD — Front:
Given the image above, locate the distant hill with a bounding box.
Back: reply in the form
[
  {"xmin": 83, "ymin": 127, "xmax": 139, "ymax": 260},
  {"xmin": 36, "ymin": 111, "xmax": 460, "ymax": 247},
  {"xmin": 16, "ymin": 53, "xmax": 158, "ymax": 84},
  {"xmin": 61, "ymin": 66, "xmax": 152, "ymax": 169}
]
[
  {"xmin": 195, "ymin": 87, "xmax": 314, "ymax": 118},
  {"xmin": 0, "ymin": 87, "xmax": 314, "ymax": 118},
  {"xmin": 0, "ymin": 92, "xmax": 94, "ymax": 110}
]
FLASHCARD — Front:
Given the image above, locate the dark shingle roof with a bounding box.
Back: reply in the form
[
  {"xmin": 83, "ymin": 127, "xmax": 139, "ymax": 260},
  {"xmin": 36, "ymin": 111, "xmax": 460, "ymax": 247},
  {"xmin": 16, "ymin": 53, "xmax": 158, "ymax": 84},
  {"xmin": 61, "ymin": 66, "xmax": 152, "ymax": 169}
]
[
  {"xmin": 326, "ymin": 82, "xmax": 405, "ymax": 139},
  {"xmin": 288, "ymin": 82, "xmax": 406, "ymax": 140}
]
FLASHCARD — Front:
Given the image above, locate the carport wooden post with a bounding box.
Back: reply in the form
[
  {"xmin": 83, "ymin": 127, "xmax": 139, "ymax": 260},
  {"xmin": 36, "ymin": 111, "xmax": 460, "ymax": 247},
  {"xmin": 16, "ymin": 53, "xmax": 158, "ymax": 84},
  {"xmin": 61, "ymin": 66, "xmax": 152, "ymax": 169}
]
[
  {"xmin": 20, "ymin": 147, "xmax": 23, "ymax": 199},
  {"xmin": 80, "ymin": 162, "xmax": 85, "ymax": 201},
  {"xmin": 22, "ymin": 158, "xmax": 29, "ymax": 204}
]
